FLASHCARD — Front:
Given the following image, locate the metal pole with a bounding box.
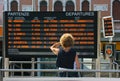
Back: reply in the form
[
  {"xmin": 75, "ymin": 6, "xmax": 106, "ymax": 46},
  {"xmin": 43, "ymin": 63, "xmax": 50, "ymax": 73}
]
[
  {"xmin": 108, "ymin": 38, "xmax": 113, "ymax": 77},
  {"xmin": 1, "ymin": 69, "xmax": 120, "ymax": 73},
  {"xmin": 3, "ymin": 6, "xmax": 6, "ymax": 78},
  {"xmin": 4, "ymin": 58, "xmax": 9, "ymax": 77},
  {"xmin": 31, "ymin": 58, "xmax": 35, "ymax": 77},
  {"xmin": 32, "ymin": 0, "xmax": 36, "ymax": 11},
  {"xmin": 21, "ymin": 63, "xmax": 24, "ymax": 76},
  {"xmin": 109, "ymin": 58, "xmax": 112, "ymax": 77},
  {"xmin": 0, "ymin": 70, "xmax": 3, "ymax": 81},
  {"xmin": 95, "ymin": 11, "xmax": 101, "ymax": 77},
  {"xmin": 37, "ymin": 58, "xmax": 41, "ymax": 76},
  {"xmin": 109, "ymin": 38, "xmax": 113, "ymax": 44},
  {"xmin": 116, "ymin": 64, "xmax": 119, "ymax": 77}
]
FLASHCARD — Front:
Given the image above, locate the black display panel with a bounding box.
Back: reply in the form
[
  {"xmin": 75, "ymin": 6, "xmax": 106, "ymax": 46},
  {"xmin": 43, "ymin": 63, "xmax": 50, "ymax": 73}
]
[
  {"xmin": 4, "ymin": 11, "xmax": 98, "ymax": 58},
  {"xmin": 102, "ymin": 16, "xmax": 114, "ymax": 38}
]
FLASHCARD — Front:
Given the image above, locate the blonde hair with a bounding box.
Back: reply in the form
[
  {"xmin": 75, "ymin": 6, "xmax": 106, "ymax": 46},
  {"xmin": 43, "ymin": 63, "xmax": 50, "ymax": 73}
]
[{"xmin": 60, "ymin": 33, "xmax": 74, "ymax": 48}]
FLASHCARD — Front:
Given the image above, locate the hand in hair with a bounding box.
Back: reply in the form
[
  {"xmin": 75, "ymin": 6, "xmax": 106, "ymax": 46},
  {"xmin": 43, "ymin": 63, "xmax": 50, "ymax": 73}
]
[{"xmin": 50, "ymin": 42, "xmax": 60, "ymax": 55}]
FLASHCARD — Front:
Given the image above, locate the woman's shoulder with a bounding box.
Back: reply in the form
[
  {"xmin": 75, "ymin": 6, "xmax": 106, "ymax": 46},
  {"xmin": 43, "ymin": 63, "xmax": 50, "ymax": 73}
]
[{"xmin": 70, "ymin": 48, "xmax": 76, "ymax": 53}]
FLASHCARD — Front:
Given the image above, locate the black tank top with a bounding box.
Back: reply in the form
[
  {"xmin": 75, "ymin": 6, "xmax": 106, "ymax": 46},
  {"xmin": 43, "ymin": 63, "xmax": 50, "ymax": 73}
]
[{"xmin": 56, "ymin": 47, "xmax": 76, "ymax": 69}]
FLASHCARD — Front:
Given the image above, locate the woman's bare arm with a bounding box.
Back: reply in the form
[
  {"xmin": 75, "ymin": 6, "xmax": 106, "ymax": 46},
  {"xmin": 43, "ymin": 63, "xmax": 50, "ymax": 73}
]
[
  {"xmin": 50, "ymin": 42, "xmax": 60, "ymax": 55},
  {"xmin": 75, "ymin": 54, "xmax": 80, "ymax": 69}
]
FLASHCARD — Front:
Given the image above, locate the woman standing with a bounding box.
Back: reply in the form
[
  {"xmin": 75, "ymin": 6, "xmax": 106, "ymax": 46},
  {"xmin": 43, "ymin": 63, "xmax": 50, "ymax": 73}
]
[{"xmin": 50, "ymin": 33, "xmax": 80, "ymax": 77}]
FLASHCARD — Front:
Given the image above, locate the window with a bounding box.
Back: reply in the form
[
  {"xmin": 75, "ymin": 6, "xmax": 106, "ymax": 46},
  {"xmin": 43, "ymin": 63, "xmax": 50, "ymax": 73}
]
[
  {"xmin": 40, "ymin": 0, "xmax": 47, "ymax": 11},
  {"xmin": 82, "ymin": 0, "xmax": 89, "ymax": 11},
  {"xmin": 11, "ymin": 0, "xmax": 18, "ymax": 11},
  {"xmin": 112, "ymin": 0, "xmax": 120, "ymax": 20},
  {"xmin": 54, "ymin": 1, "xmax": 63, "ymax": 11},
  {"xmin": 65, "ymin": 0, "xmax": 74, "ymax": 11}
]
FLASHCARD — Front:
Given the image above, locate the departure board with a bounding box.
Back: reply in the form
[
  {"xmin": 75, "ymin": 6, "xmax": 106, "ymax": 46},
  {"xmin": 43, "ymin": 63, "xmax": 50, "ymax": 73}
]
[
  {"xmin": 4, "ymin": 11, "xmax": 98, "ymax": 58},
  {"xmin": 102, "ymin": 16, "xmax": 114, "ymax": 38}
]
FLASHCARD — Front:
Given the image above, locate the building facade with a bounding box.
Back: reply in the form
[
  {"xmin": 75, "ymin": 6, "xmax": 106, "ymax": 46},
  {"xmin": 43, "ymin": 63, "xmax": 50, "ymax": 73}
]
[
  {"xmin": 0, "ymin": 0, "xmax": 3, "ymax": 25},
  {"xmin": 2, "ymin": 0, "xmax": 120, "ymax": 53},
  {"xmin": 3, "ymin": 0, "xmax": 120, "ymax": 30}
]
